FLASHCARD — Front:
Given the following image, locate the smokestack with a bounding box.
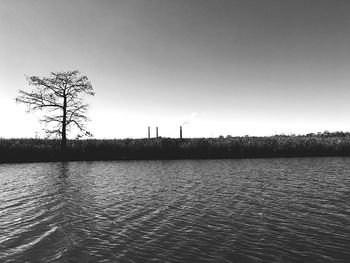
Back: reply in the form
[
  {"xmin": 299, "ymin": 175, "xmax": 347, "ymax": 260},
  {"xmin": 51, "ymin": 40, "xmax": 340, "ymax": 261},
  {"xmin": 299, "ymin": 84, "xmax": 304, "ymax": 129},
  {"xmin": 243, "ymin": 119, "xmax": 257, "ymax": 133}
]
[
  {"xmin": 148, "ymin": 126, "xmax": 150, "ymax": 139},
  {"xmin": 156, "ymin": 127, "xmax": 158, "ymax": 138},
  {"xmin": 180, "ymin": 126, "xmax": 182, "ymax": 139}
]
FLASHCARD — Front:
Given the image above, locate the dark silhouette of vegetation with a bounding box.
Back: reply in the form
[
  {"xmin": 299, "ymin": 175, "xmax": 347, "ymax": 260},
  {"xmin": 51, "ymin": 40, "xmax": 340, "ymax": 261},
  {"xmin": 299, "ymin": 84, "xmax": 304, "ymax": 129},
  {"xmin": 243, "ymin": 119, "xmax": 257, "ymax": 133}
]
[
  {"xmin": 16, "ymin": 70, "xmax": 94, "ymax": 151},
  {"xmin": 1, "ymin": 132, "xmax": 350, "ymax": 163}
]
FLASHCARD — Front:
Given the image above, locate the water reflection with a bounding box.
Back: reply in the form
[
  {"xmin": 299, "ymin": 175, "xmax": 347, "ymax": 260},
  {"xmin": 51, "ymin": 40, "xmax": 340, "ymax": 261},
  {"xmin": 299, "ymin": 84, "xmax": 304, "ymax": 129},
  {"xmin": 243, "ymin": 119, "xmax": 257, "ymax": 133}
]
[
  {"xmin": 58, "ymin": 162, "xmax": 69, "ymax": 179},
  {"xmin": 53, "ymin": 162, "xmax": 101, "ymax": 262}
]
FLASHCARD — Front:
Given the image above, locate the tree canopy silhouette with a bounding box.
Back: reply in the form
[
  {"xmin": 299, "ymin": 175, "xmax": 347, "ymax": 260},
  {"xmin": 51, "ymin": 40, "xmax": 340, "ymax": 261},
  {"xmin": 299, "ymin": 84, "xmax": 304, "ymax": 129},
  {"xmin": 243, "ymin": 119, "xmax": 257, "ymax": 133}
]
[{"xmin": 16, "ymin": 70, "xmax": 95, "ymax": 150}]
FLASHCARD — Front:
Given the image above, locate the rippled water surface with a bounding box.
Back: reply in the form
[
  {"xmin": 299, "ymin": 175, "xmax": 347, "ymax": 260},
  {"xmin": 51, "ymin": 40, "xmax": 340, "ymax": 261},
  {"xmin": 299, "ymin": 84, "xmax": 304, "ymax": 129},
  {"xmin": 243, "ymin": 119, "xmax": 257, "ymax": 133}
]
[{"xmin": 1, "ymin": 158, "xmax": 350, "ymax": 262}]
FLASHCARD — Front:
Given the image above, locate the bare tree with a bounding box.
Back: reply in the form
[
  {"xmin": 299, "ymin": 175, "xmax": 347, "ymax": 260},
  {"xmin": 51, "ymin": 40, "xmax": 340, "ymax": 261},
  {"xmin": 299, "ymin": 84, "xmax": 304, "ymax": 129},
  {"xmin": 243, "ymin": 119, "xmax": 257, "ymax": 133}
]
[{"xmin": 16, "ymin": 70, "xmax": 95, "ymax": 150}]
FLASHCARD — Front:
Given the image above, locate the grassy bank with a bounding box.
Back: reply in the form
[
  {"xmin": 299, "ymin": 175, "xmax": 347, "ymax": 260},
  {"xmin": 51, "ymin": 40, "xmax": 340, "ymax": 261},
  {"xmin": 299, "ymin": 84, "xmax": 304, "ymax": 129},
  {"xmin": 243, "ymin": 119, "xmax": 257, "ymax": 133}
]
[{"xmin": 1, "ymin": 132, "xmax": 350, "ymax": 163}]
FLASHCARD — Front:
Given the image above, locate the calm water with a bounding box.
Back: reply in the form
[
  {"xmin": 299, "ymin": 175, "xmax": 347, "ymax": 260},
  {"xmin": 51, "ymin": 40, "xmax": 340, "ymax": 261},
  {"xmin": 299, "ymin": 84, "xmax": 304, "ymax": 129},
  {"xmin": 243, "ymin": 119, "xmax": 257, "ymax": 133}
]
[{"xmin": 0, "ymin": 158, "xmax": 349, "ymax": 262}]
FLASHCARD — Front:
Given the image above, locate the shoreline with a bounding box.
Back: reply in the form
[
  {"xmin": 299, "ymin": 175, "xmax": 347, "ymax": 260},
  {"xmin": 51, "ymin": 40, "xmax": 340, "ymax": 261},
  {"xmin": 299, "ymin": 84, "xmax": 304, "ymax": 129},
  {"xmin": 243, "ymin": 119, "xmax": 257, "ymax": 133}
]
[
  {"xmin": 1, "ymin": 132, "xmax": 350, "ymax": 164},
  {"xmin": 1, "ymin": 155, "xmax": 349, "ymax": 166}
]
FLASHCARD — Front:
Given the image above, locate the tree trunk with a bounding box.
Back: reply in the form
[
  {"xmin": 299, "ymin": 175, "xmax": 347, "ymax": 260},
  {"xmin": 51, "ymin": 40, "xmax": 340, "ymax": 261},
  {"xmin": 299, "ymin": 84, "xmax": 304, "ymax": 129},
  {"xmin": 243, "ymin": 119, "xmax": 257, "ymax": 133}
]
[{"xmin": 61, "ymin": 95, "xmax": 67, "ymax": 152}]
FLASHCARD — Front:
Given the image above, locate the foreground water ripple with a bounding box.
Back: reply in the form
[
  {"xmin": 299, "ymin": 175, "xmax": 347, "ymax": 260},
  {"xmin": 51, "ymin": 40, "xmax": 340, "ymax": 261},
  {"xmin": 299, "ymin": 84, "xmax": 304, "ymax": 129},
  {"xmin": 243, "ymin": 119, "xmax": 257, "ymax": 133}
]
[{"xmin": 0, "ymin": 158, "xmax": 349, "ymax": 262}]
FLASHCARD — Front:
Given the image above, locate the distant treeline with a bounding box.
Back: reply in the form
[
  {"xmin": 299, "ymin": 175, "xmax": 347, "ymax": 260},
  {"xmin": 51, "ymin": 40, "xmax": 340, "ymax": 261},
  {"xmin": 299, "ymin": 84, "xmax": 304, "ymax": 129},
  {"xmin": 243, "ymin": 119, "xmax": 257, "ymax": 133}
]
[{"xmin": 1, "ymin": 131, "xmax": 350, "ymax": 163}]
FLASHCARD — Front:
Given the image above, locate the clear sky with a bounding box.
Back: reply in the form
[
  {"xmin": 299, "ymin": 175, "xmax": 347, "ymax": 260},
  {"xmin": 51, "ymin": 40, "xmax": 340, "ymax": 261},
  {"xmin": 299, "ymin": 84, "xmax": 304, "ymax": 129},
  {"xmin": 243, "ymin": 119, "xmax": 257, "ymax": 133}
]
[{"xmin": 1, "ymin": 0, "xmax": 350, "ymax": 139}]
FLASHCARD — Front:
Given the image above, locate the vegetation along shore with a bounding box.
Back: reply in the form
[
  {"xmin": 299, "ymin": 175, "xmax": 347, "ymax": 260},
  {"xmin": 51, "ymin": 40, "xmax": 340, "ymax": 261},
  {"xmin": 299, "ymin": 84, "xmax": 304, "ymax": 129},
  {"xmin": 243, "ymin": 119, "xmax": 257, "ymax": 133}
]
[{"xmin": 1, "ymin": 131, "xmax": 350, "ymax": 164}]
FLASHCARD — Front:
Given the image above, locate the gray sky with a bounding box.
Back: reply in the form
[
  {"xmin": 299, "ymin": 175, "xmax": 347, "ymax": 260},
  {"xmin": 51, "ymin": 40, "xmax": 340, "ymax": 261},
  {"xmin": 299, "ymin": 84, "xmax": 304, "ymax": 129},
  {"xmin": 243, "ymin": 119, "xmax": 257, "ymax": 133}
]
[{"xmin": 1, "ymin": 0, "xmax": 350, "ymax": 138}]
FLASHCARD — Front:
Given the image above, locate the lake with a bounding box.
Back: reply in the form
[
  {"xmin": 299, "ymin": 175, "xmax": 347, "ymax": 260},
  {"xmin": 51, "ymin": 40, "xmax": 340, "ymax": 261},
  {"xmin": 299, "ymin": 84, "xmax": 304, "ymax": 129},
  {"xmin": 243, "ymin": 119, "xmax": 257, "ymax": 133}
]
[{"xmin": 0, "ymin": 158, "xmax": 349, "ymax": 262}]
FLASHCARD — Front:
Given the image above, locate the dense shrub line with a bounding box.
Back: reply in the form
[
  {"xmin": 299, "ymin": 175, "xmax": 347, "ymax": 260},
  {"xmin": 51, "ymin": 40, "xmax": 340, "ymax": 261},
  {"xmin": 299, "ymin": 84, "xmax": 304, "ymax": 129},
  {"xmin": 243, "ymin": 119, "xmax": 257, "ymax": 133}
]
[{"xmin": 1, "ymin": 132, "xmax": 350, "ymax": 163}]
